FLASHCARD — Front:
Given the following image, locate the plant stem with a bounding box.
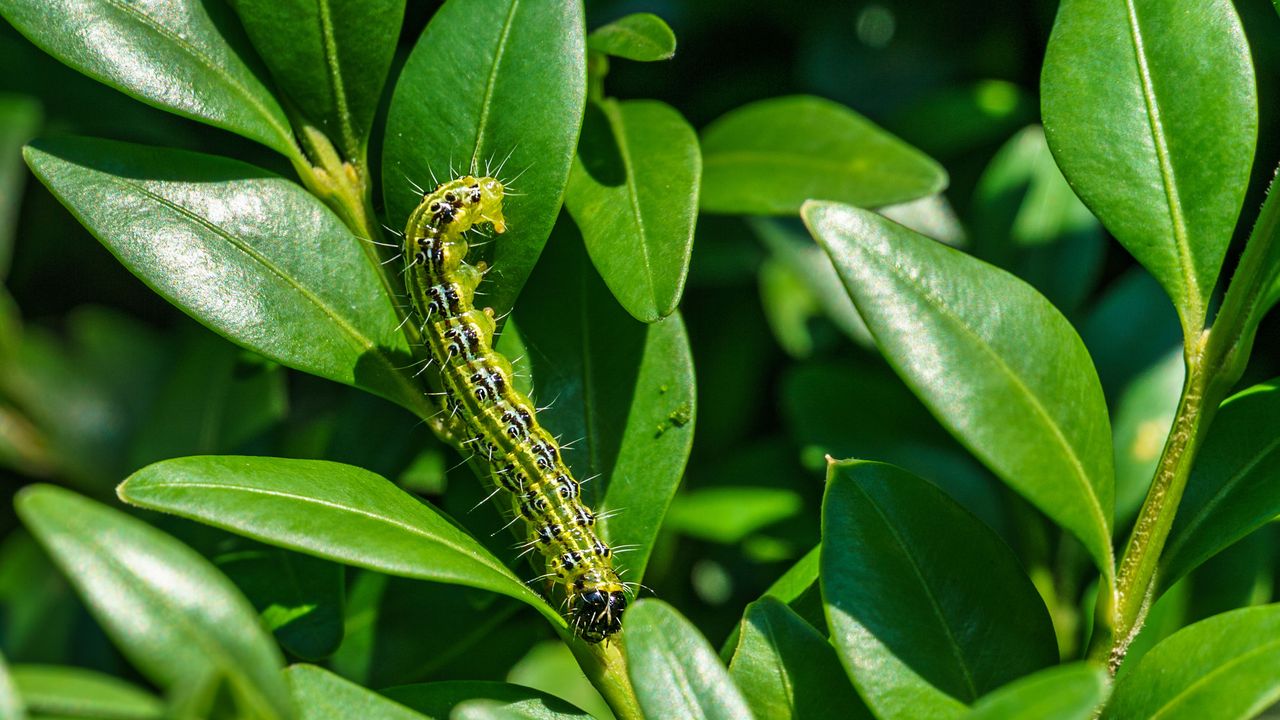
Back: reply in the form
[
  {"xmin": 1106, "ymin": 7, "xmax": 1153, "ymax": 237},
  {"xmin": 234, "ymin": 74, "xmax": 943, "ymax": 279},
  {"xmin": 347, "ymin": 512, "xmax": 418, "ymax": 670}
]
[
  {"xmin": 564, "ymin": 633, "xmax": 643, "ymax": 720},
  {"xmin": 1090, "ymin": 166, "xmax": 1280, "ymax": 670}
]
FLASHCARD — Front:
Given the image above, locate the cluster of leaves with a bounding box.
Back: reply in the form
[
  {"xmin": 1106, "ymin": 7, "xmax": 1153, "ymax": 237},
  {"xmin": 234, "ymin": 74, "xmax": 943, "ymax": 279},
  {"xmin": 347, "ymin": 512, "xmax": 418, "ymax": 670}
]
[{"xmin": 1, "ymin": 0, "xmax": 1280, "ymax": 719}]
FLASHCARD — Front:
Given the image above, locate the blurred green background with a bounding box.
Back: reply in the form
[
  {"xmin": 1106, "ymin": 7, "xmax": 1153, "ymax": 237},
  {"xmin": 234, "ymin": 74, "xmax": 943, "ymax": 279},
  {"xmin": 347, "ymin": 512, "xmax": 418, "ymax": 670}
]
[{"xmin": 3, "ymin": 0, "xmax": 1279, "ymax": 706}]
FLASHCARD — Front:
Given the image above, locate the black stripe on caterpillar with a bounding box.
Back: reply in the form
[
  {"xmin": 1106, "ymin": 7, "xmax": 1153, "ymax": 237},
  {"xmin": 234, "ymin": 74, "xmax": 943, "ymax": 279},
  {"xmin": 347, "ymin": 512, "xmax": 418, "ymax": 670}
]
[{"xmin": 403, "ymin": 175, "xmax": 628, "ymax": 643}]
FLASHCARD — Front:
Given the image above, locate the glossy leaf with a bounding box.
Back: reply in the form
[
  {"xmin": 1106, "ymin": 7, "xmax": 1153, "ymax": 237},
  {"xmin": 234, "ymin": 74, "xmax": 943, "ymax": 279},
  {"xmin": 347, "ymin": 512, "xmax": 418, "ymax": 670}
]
[
  {"xmin": 964, "ymin": 664, "xmax": 1109, "ymax": 720},
  {"xmin": 0, "ymin": 94, "xmax": 39, "ymax": 279},
  {"xmin": 805, "ymin": 201, "xmax": 1115, "ymax": 575},
  {"xmin": 14, "ymin": 485, "xmax": 294, "ymax": 720},
  {"xmin": 566, "ymin": 99, "xmax": 700, "ymax": 322},
  {"xmin": 728, "ymin": 597, "xmax": 870, "ymax": 720},
  {"xmin": 506, "ymin": 641, "xmax": 613, "ymax": 720},
  {"xmin": 1159, "ymin": 380, "xmax": 1280, "ymax": 590},
  {"xmin": 383, "ymin": 0, "xmax": 586, "ymax": 321},
  {"xmin": 0, "ymin": 0, "xmax": 299, "ymax": 158},
  {"xmin": 1104, "ymin": 604, "xmax": 1280, "ymax": 719},
  {"xmin": 821, "ymin": 461, "xmax": 1057, "ymax": 719},
  {"xmin": 1111, "ymin": 348, "xmax": 1183, "ymax": 524},
  {"xmin": 385, "ymin": 680, "xmax": 591, "ymax": 719},
  {"xmin": 587, "ymin": 13, "xmax": 676, "ymax": 62},
  {"xmin": 11, "ymin": 664, "xmax": 164, "ymax": 719},
  {"xmin": 503, "ymin": 223, "xmax": 695, "ymax": 581},
  {"xmin": 287, "ymin": 664, "xmax": 427, "ymax": 720},
  {"xmin": 228, "ymin": 0, "xmax": 404, "ymax": 159},
  {"xmin": 626, "ymin": 599, "xmax": 752, "ymax": 720},
  {"xmin": 1042, "ymin": 0, "xmax": 1256, "ymax": 330},
  {"xmin": 0, "ymin": 652, "xmax": 21, "ymax": 720},
  {"xmin": 700, "ymin": 96, "xmax": 946, "ymax": 215},
  {"xmin": 23, "ymin": 137, "xmax": 431, "ymax": 419},
  {"xmin": 665, "ymin": 487, "xmax": 803, "ymax": 544},
  {"xmin": 118, "ymin": 455, "xmax": 562, "ymax": 628}
]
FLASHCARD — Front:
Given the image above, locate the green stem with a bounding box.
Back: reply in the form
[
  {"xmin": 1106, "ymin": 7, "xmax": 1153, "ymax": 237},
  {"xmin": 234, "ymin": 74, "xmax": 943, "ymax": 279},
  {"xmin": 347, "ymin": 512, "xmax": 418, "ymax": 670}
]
[
  {"xmin": 1090, "ymin": 165, "xmax": 1280, "ymax": 670},
  {"xmin": 562, "ymin": 632, "xmax": 643, "ymax": 720}
]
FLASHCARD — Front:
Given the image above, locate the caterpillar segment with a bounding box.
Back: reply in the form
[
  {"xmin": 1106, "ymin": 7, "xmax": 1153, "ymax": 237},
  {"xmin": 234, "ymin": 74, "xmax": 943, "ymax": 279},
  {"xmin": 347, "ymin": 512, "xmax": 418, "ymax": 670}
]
[{"xmin": 404, "ymin": 175, "xmax": 628, "ymax": 643}]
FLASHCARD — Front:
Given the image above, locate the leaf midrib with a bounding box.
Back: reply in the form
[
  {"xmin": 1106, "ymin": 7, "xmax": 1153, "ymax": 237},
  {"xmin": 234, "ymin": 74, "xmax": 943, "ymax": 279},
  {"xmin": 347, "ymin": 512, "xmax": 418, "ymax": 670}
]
[
  {"xmin": 846, "ymin": 477, "xmax": 979, "ymax": 701},
  {"xmin": 42, "ymin": 509, "xmax": 285, "ymax": 720},
  {"xmin": 315, "ymin": 0, "xmax": 358, "ymax": 157},
  {"xmin": 1161, "ymin": 434, "xmax": 1280, "ymax": 577},
  {"xmin": 93, "ymin": 171, "xmax": 426, "ymax": 416},
  {"xmin": 101, "ymin": 0, "xmax": 297, "ymax": 156},
  {"xmin": 852, "ymin": 233, "xmax": 1113, "ymax": 573},
  {"xmin": 607, "ymin": 101, "xmax": 659, "ymax": 310},
  {"xmin": 1124, "ymin": 0, "xmax": 1199, "ymax": 321},
  {"xmin": 468, "ymin": 0, "xmax": 521, "ymax": 174},
  {"xmin": 1146, "ymin": 635, "xmax": 1280, "ymax": 720},
  {"xmin": 126, "ymin": 478, "xmax": 526, "ymax": 593}
]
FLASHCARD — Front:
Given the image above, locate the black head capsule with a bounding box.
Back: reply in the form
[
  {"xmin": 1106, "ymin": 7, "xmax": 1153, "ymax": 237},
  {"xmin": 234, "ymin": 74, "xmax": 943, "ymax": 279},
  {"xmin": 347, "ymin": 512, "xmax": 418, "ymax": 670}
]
[{"xmin": 572, "ymin": 588, "xmax": 628, "ymax": 644}]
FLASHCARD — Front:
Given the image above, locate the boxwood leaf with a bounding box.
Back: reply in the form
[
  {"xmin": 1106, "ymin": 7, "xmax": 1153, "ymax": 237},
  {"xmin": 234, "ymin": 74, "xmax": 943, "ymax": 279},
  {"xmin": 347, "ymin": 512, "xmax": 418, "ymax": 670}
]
[
  {"xmin": 1103, "ymin": 604, "xmax": 1280, "ymax": 719},
  {"xmin": 728, "ymin": 596, "xmax": 871, "ymax": 720},
  {"xmin": 821, "ymin": 460, "xmax": 1058, "ymax": 719},
  {"xmin": 383, "ymin": 0, "xmax": 586, "ymax": 321},
  {"xmin": 0, "ymin": 0, "xmax": 300, "ymax": 158},
  {"xmin": 700, "ymin": 96, "xmax": 946, "ymax": 215},
  {"xmin": 587, "ymin": 13, "xmax": 676, "ymax": 62},
  {"xmin": 11, "ymin": 664, "xmax": 164, "ymax": 720},
  {"xmin": 287, "ymin": 664, "xmax": 427, "ymax": 720},
  {"xmin": 1041, "ymin": 0, "xmax": 1256, "ymax": 331},
  {"xmin": 227, "ymin": 0, "xmax": 404, "ymax": 159},
  {"xmin": 503, "ymin": 222, "xmax": 694, "ymax": 582},
  {"xmin": 1159, "ymin": 380, "xmax": 1280, "ymax": 591},
  {"xmin": 117, "ymin": 455, "xmax": 563, "ymax": 629},
  {"xmin": 964, "ymin": 664, "xmax": 1109, "ymax": 720},
  {"xmin": 23, "ymin": 137, "xmax": 431, "ymax": 420},
  {"xmin": 384, "ymin": 680, "xmax": 593, "ymax": 719},
  {"xmin": 566, "ymin": 99, "xmax": 700, "ymax": 322},
  {"xmin": 626, "ymin": 599, "xmax": 753, "ymax": 720},
  {"xmin": 14, "ymin": 484, "xmax": 294, "ymax": 720},
  {"xmin": 804, "ymin": 201, "xmax": 1115, "ymax": 577}
]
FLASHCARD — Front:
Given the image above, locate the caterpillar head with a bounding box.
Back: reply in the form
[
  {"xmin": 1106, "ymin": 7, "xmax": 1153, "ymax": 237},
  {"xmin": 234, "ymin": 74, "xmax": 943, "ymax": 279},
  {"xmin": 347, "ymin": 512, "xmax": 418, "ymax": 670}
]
[
  {"xmin": 572, "ymin": 587, "xmax": 628, "ymax": 643},
  {"xmin": 473, "ymin": 176, "xmax": 507, "ymax": 234}
]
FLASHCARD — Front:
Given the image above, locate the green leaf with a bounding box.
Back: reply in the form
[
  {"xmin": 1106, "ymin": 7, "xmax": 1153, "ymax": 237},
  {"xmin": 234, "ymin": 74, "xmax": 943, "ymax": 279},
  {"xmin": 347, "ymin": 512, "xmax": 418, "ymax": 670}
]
[
  {"xmin": 821, "ymin": 461, "xmax": 1057, "ymax": 719},
  {"xmin": 1103, "ymin": 604, "xmax": 1280, "ymax": 719},
  {"xmin": 970, "ymin": 125, "xmax": 1104, "ymax": 314},
  {"xmin": 506, "ymin": 641, "xmax": 613, "ymax": 720},
  {"xmin": 11, "ymin": 664, "xmax": 164, "ymax": 720},
  {"xmin": 0, "ymin": 531, "xmax": 78, "ymax": 663},
  {"xmin": 626, "ymin": 599, "xmax": 752, "ymax": 720},
  {"xmin": 23, "ymin": 137, "xmax": 431, "ymax": 420},
  {"xmin": 805, "ymin": 201, "xmax": 1115, "ymax": 577},
  {"xmin": 216, "ymin": 547, "xmax": 345, "ymax": 662},
  {"xmin": 964, "ymin": 664, "xmax": 1109, "ymax": 720},
  {"xmin": 384, "ymin": 680, "xmax": 592, "ymax": 719},
  {"xmin": 0, "ymin": 652, "xmax": 22, "ymax": 720},
  {"xmin": 1111, "ymin": 348, "xmax": 1183, "ymax": 525},
  {"xmin": 383, "ymin": 0, "xmax": 586, "ymax": 321},
  {"xmin": 0, "ymin": 94, "xmax": 39, "ymax": 279},
  {"xmin": 1081, "ymin": 268, "xmax": 1182, "ymax": 397},
  {"xmin": 287, "ymin": 664, "xmax": 427, "ymax": 720},
  {"xmin": 665, "ymin": 487, "xmax": 803, "ymax": 544},
  {"xmin": 565, "ymin": 99, "xmax": 700, "ymax": 322},
  {"xmin": 700, "ymin": 96, "xmax": 946, "ymax": 215},
  {"xmin": 502, "ymin": 222, "xmax": 695, "ymax": 581},
  {"xmin": 1041, "ymin": 0, "xmax": 1257, "ymax": 332},
  {"xmin": 587, "ymin": 13, "xmax": 676, "ymax": 62},
  {"xmin": 14, "ymin": 484, "xmax": 294, "ymax": 720},
  {"xmin": 1159, "ymin": 380, "xmax": 1280, "ymax": 591},
  {"xmin": 728, "ymin": 597, "xmax": 870, "ymax": 720},
  {"xmin": 227, "ymin": 0, "xmax": 404, "ymax": 159},
  {"xmin": 117, "ymin": 455, "xmax": 561, "ymax": 629},
  {"xmin": 0, "ymin": 0, "xmax": 300, "ymax": 159}
]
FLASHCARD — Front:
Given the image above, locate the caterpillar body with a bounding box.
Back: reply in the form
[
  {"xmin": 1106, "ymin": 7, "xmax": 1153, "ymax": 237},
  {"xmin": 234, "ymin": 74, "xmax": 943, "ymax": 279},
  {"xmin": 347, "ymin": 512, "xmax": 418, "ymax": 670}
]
[{"xmin": 403, "ymin": 174, "xmax": 628, "ymax": 643}]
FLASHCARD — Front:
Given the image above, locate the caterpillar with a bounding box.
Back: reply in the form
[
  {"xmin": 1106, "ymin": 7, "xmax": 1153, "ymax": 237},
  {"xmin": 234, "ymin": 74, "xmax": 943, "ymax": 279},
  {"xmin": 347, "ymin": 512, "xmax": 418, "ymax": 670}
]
[{"xmin": 402, "ymin": 173, "xmax": 628, "ymax": 643}]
